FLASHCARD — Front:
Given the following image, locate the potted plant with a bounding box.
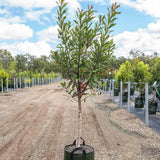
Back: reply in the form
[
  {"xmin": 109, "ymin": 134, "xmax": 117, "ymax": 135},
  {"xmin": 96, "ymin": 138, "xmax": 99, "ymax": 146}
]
[
  {"xmin": 115, "ymin": 61, "xmax": 133, "ymax": 102},
  {"xmin": 132, "ymin": 59, "xmax": 152, "ymax": 108},
  {"xmin": 52, "ymin": 0, "xmax": 120, "ymax": 159}
]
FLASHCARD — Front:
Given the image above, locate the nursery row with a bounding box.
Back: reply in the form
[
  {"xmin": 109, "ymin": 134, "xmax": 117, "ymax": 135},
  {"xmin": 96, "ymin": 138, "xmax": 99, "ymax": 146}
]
[
  {"xmin": 98, "ymin": 79, "xmax": 160, "ymax": 128},
  {"xmin": 0, "ymin": 77, "xmax": 61, "ymax": 93}
]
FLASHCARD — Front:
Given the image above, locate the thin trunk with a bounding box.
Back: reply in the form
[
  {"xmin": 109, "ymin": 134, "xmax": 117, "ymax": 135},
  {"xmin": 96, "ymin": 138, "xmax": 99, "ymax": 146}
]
[{"xmin": 76, "ymin": 94, "xmax": 82, "ymax": 148}]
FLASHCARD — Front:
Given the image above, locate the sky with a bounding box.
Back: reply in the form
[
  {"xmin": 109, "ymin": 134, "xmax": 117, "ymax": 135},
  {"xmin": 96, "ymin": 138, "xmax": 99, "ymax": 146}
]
[{"xmin": 0, "ymin": 0, "xmax": 160, "ymax": 58}]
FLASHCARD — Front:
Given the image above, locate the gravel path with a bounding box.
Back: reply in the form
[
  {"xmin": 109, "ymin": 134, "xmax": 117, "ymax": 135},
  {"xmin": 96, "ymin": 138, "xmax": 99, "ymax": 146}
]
[{"xmin": 0, "ymin": 82, "xmax": 160, "ymax": 160}]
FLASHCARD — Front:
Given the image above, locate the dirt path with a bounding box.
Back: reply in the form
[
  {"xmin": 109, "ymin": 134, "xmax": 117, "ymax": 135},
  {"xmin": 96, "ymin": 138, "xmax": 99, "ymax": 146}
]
[{"xmin": 0, "ymin": 82, "xmax": 160, "ymax": 160}]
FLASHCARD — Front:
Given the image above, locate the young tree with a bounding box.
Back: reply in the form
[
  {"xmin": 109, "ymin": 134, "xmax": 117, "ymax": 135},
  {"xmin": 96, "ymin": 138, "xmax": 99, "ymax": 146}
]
[
  {"xmin": 132, "ymin": 58, "xmax": 152, "ymax": 84},
  {"xmin": 52, "ymin": 0, "xmax": 120, "ymax": 148},
  {"xmin": 115, "ymin": 61, "xmax": 133, "ymax": 83}
]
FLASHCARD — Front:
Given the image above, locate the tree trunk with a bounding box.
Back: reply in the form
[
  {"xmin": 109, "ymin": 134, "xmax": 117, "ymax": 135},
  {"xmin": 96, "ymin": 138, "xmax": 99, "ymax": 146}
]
[{"xmin": 76, "ymin": 94, "xmax": 82, "ymax": 148}]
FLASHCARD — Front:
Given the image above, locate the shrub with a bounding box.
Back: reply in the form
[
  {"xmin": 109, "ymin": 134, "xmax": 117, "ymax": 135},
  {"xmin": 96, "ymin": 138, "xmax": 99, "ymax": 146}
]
[{"xmin": 0, "ymin": 69, "xmax": 9, "ymax": 90}]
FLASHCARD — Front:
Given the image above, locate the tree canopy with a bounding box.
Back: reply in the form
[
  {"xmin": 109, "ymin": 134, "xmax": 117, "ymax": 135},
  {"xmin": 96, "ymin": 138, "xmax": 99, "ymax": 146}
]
[{"xmin": 52, "ymin": 0, "xmax": 120, "ymax": 147}]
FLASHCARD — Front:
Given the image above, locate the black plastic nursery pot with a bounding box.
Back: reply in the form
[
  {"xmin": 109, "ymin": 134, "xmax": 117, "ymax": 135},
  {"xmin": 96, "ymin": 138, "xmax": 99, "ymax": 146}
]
[
  {"xmin": 149, "ymin": 100, "xmax": 157, "ymax": 114},
  {"xmin": 64, "ymin": 139, "xmax": 94, "ymax": 160},
  {"xmin": 122, "ymin": 95, "xmax": 127, "ymax": 102},
  {"xmin": 8, "ymin": 82, "xmax": 14, "ymax": 89},
  {"xmin": 114, "ymin": 88, "xmax": 119, "ymax": 96},
  {"xmin": 140, "ymin": 93, "xmax": 145, "ymax": 102},
  {"xmin": 135, "ymin": 97, "xmax": 144, "ymax": 108},
  {"xmin": 130, "ymin": 88, "xmax": 134, "ymax": 95},
  {"xmin": 122, "ymin": 92, "xmax": 128, "ymax": 102}
]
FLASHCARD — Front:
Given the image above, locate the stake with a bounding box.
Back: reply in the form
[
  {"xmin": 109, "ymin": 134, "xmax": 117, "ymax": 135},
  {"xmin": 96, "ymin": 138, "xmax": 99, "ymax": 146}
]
[
  {"xmin": 7, "ymin": 78, "xmax": 8, "ymax": 92},
  {"xmin": 128, "ymin": 81, "xmax": 131, "ymax": 113},
  {"xmin": 120, "ymin": 81, "xmax": 123, "ymax": 108},
  {"xmin": 14, "ymin": 78, "xmax": 15, "ymax": 90},
  {"xmin": 1, "ymin": 78, "xmax": 3, "ymax": 94},
  {"xmin": 19, "ymin": 78, "xmax": 21, "ymax": 89},
  {"xmin": 38, "ymin": 78, "xmax": 39, "ymax": 86},
  {"xmin": 112, "ymin": 79, "xmax": 114, "ymax": 101},
  {"xmin": 16, "ymin": 78, "xmax": 18, "ymax": 90},
  {"xmin": 109, "ymin": 79, "xmax": 111, "ymax": 99},
  {"xmin": 145, "ymin": 83, "xmax": 149, "ymax": 126}
]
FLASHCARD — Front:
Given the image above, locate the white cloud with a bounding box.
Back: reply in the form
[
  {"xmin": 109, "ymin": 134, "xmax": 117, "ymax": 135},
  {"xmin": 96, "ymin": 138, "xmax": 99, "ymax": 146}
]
[
  {"xmin": 25, "ymin": 9, "xmax": 50, "ymax": 22},
  {"xmin": 114, "ymin": 20, "xmax": 160, "ymax": 57},
  {"xmin": 0, "ymin": 8, "xmax": 8, "ymax": 15},
  {"xmin": 0, "ymin": 41, "xmax": 52, "ymax": 57},
  {"xmin": 112, "ymin": 0, "xmax": 160, "ymax": 18},
  {"xmin": 67, "ymin": 0, "xmax": 81, "ymax": 13},
  {"xmin": 37, "ymin": 25, "xmax": 58, "ymax": 42},
  {"xmin": 1, "ymin": 0, "xmax": 81, "ymax": 21},
  {"xmin": 0, "ymin": 22, "xmax": 33, "ymax": 40},
  {"xmin": 148, "ymin": 22, "xmax": 160, "ymax": 33},
  {"xmin": 79, "ymin": 0, "xmax": 106, "ymax": 5},
  {"xmin": 0, "ymin": 16, "xmax": 23, "ymax": 24},
  {"xmin": 2, "ymin": 0, "xmax": 57, "ymax": 10}
]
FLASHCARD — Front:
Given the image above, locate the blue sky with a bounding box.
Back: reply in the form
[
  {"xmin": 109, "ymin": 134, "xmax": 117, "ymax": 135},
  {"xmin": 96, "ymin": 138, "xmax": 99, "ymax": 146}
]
[{"xmin": 0, "ymin": 0, "xmax": 160, "ymax": 57}]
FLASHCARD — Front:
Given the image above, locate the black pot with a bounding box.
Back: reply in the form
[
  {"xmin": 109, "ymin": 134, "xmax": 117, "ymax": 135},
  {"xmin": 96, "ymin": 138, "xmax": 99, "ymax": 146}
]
[
  {"xmin": 64, "ymin": 138, "xmax": 94, "ymax": 160},
  {"xmin": 140, "ymin": 93, "xmax": 145, "ymax": 102},
  {"xmin": 149, "ymin": 100, "xmax": 157, "ymax": 114},
  {"xmin": 130, "ymin": 88, "xmax": 134, "ymax": 95},
  {"xmin": 135, "ymin": 97, "xmax": 144, "ymax": 108},
  {"xmin": 114, "ymin": 88, "xmax": 119, "ymax": 96},
  {"xmin": 122, "ymin": 92, "xmax": 128, "ymax": 102}
]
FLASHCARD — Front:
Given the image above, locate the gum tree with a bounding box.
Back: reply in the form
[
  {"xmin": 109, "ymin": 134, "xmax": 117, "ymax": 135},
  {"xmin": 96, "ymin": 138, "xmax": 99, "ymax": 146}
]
[{"xmin": 52, "ymin": 0, "xmax": 120, "ymax": 148}]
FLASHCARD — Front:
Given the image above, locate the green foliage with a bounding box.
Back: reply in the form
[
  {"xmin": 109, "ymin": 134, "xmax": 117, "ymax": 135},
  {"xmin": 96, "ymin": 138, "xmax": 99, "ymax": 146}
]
[
  {"xmin": 115, "ymin": 59, "xmax": 151, "ymax": 84},
  {"xmin": 52, "ymin": 0, "xmax": 120, "ymax": 97},
  {"xmin": 15, "ymin": 53, "xmax": 59, "ymax": 74},
  {"xmin": 0, "ymin": 49, "xmax": 14, "ymax": 70},
  {"xmin": 132, "ymin": 59, "xmax": 152, "ymax": 83},
  {"xmin": 0, "ymin": 69, "xmax": 9, "ymax": 90},
  {"xmin": 115, "ymin": 61, "xmax": 133, "ymax": 82},
  {"xmin": 150, "ymin": 57, "xmax": 160, "ymax": 83}
]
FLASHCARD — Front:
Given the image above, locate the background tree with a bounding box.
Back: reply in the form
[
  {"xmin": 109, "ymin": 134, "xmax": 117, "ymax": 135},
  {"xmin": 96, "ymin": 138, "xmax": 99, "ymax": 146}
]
[
  {"xmin": 52, "ymin": 0, "xmax": 120, "ymax": 147},
  {"xmin": 0, "ymin": 49, "xmax": 14, "ymax": 70},
  {"xmin": 129, "ymin": 50, "xmax": 151, "ymax": 65},
  {"xmin": 150, "ymin": 57, "xmax": 160, "ymax": 83},
  {"xmin": 15, "ymin": 54, "xmax": 27, "ymax": 72}
]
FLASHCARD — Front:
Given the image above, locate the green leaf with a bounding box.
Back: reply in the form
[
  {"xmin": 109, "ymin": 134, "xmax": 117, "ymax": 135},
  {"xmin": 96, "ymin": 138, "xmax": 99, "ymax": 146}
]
[{"xmin": 60, "ymin": 82, "xmax": 66, "ymax": 87}]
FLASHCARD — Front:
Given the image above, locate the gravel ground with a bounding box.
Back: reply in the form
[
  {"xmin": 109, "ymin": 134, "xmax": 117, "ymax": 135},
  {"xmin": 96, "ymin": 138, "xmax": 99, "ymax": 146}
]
[{"xmin": 0, "ymin": 82, "xmax": 160, "ymax": 160}]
